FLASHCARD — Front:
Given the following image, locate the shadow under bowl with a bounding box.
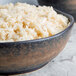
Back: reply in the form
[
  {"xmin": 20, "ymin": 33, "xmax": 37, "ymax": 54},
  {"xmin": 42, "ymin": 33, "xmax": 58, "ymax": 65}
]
[{"xmin": 0, "ymin": 0, "xmax": 74, "ymax": 75}]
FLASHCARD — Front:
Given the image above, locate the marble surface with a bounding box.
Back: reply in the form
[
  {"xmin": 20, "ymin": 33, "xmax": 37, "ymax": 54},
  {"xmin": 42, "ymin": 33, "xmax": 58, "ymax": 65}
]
[{"xmin": 1, "ymin": 23, "xmax": 76, "ymax": 76}]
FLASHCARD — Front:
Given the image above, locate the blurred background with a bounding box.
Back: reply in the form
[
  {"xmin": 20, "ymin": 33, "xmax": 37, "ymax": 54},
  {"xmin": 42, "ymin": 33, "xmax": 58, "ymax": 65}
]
[{"xmin": 38, "ymin": 0, "xmax": 76, "ymax": 21}]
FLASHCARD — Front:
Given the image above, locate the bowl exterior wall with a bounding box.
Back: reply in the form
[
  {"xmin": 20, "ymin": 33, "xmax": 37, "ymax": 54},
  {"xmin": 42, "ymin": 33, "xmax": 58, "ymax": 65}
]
[{"xmin": 0, "ymin": 26, "xmax": 72, "ymax": 74}]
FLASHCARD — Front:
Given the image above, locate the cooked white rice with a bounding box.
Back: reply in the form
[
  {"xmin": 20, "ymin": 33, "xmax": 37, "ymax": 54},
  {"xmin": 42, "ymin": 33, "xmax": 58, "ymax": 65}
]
[{"xmin": 0, "ymin": 2, "xmax": 69, "ymax": 42}]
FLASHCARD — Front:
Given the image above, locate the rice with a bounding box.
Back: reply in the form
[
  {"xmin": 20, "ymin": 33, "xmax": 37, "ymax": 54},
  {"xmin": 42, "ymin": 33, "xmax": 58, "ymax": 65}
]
[{"xmin": 0, "ymin": 2, "xmax": 69, "ymax": 42}]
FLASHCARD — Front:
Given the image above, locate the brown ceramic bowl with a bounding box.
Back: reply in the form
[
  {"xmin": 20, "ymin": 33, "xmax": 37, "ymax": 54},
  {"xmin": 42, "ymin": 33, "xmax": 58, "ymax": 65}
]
[{"xmin": 0, "ymin": 0, "xmax": 74, "ymax": 75}]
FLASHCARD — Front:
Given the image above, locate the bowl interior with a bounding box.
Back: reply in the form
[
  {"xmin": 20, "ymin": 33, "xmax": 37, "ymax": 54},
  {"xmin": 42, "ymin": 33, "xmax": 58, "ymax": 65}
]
[{"xmin": 0, "ymin": 0, "xmax": 74, "ymax": 44}]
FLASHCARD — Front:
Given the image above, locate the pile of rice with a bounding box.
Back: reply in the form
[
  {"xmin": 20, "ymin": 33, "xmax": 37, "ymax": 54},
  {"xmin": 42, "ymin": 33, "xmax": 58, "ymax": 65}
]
[{"xmin": 0, "ymin": 3, "xmax": 69, "ymax": 42}]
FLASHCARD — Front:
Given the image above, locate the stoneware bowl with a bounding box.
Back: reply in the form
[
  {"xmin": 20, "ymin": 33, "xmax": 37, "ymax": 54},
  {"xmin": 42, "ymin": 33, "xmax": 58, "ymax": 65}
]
[{"xmin": 0, "ymin": 0, "xmax": 74, "ymax": 75}]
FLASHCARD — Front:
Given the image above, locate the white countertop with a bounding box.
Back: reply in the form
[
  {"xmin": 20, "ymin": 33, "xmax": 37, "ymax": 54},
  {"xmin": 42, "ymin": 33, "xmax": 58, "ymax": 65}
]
[{"xmin": 8, "ymin": 23, "xmax": 76, "ymax": 76}]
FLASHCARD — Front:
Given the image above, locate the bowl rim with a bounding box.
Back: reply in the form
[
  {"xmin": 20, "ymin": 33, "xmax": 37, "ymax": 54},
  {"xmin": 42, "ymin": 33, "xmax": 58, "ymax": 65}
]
[{"xmin": 0, "ymin": 9, "xmax": 74, "ymax": 44}]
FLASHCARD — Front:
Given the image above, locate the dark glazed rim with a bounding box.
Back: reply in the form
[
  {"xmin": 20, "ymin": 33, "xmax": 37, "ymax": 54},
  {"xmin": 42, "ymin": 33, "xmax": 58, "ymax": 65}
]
[{"xmin": 0, "ymin": 9, "xmax": 74, "ymax": 44}]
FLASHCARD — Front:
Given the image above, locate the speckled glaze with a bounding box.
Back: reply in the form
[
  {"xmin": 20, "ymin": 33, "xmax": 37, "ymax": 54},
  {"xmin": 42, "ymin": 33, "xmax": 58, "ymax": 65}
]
[{"xmin": 0, "ymin": 1, "xmax": 74, "ymax": 75}]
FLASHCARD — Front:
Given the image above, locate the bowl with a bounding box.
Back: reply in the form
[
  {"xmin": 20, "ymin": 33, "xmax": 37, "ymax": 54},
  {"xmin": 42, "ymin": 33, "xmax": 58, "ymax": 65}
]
[
  {"xmin": 0, "ymin": 0, "xmax": 74, "ymax": 75},
  {"xmin": 38, "ymin": 0, "xmax": 76, "ymax": 21}
]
